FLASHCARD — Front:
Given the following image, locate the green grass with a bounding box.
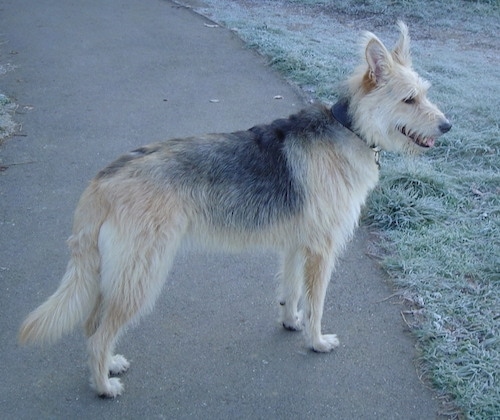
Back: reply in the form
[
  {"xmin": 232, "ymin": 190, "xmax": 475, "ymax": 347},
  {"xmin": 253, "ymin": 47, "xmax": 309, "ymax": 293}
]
[
  {"xmin": 192, "ymin": 0, "xmax": 499, "ymax": 417},
  {"xmin": 0, "ymin": 93, "xmax": 16, "ymax": 144},
  {"xmin": 0, "ymin": 54, "xmax": 17, "ymax": 144}
]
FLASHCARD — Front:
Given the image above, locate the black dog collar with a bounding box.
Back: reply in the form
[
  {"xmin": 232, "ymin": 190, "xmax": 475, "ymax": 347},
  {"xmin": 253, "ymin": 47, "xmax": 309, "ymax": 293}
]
[
  {"xmin": 331, "ymin": 99, "xmax": 381, "ymax": 168},
  {"xmin": 331, "ymin": 98, "xmax": 353, "ymax": 132}
]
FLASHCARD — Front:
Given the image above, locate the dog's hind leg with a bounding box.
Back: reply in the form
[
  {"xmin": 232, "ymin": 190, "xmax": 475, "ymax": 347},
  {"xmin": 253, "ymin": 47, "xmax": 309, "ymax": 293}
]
[
  {"xmin": 303, "ymin": 248, "xmax": 339, "ymax": 352},
  {"xmin": 84, "ymin": 293, "xmax": 129, "ymax": 376},
  {"xmin": 84, "ymin": 292, "xmax": 103, "ymax": 338},
  {"xmin": 87, "ymin": 219, "xmax": 183, "ymax": 397},
  {"xmin": 278, "ymin": 249, "xmax": 305, "ymax": 331}
]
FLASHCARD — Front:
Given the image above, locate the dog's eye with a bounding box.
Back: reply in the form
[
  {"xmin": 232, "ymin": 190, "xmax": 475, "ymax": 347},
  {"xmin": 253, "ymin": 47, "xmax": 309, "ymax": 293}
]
[{"xmin": 403, "ymin": 97, "xmax": 416, "ymax": 105}]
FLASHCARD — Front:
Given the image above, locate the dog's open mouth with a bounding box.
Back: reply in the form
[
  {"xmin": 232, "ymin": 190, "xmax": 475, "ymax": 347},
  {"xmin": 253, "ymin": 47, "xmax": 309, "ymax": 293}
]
[{"xmin": 399, "ymin": 126, "xmax": 435, "ymax": 148}]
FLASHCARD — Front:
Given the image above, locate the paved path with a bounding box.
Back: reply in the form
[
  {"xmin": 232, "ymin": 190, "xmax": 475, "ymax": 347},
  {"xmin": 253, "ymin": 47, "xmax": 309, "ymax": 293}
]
[{"xmin": 0, "ymin": 0, "xmax": 441, "ymax": 418}]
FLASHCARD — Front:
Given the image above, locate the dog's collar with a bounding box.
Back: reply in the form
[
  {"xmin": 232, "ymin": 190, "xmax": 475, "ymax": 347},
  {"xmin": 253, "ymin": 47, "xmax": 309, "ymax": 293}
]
[
  {"xmin": 331, "ymin": 99, "xmax": 381, "ymax": 169},
  {"xmin": 331, "ymin": 98, "xmax": 354, "ymax": 132}
]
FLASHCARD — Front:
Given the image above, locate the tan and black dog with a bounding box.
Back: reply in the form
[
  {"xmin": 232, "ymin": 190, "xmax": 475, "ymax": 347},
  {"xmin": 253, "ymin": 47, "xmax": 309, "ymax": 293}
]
[{"xmin": 19, "ymin": 22, "xmax": 451, "ymax": 397}]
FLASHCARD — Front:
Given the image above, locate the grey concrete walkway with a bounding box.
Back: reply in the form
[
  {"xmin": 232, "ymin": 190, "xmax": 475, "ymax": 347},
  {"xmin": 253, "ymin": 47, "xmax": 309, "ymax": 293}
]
[{"xmin": 0, "ymin": 0, "xmax": 440, "ymax": 418}]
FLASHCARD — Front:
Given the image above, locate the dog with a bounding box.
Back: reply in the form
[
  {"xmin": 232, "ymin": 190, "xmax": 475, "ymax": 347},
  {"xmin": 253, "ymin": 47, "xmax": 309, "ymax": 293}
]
[{"xmin": 19, "ymin": 22, "xmax": 451, "ymax": 397}]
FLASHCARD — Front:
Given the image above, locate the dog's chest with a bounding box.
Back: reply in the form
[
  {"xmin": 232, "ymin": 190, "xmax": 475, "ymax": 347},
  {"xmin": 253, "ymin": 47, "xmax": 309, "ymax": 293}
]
[{"xmin": 307, "ymin": 133, "xmax": 379, "ymax": 193}]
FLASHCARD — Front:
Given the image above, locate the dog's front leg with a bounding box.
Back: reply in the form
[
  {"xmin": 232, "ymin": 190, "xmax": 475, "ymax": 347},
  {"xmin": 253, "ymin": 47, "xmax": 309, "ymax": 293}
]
[{"xmin": 303, "ymin": 248, "xmax": 339, "ymax": 352}]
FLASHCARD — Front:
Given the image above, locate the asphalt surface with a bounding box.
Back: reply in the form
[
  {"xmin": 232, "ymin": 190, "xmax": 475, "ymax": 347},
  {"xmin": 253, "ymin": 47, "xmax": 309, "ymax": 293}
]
[{"xmin": 0, "ymin": 0, "xmax": 442, "ymax": 418}]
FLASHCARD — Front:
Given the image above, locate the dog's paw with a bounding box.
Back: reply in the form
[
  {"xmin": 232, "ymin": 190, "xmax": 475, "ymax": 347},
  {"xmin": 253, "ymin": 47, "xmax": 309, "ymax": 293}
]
[
  {"xmin": 281, "ymin": 310, "xmax": 304, "ymax": 331},
  {"xmin": 109, "ymin": 354, "xmax": 130, "ymax": 375},
  {"xmin": 311, "ymin": 334, "xmax": 340, "ymax": 352},
  {"xmin": 96, "ymin": 377, "xmax": 124, "ymax": 398}
]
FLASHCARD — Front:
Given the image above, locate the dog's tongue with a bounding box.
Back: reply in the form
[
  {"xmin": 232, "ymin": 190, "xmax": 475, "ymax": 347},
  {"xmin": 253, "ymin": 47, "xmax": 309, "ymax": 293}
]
[{"xmin": 421, "ymin": 137, "xmax": 435, "ymax": 148}]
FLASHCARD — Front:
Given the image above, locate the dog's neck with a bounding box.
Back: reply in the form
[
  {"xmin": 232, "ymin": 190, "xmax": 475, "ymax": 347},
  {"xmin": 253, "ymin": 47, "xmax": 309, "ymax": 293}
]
[{"xmin": 331, "ymin": 98, "xmax": 381, "ymax": 168}]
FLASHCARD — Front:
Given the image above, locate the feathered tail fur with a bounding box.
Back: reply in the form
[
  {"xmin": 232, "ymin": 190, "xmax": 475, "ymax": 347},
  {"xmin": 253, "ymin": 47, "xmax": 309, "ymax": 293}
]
[{"xmin": 18, "ymin": 181, "xmax": 108, "ymax": 345}]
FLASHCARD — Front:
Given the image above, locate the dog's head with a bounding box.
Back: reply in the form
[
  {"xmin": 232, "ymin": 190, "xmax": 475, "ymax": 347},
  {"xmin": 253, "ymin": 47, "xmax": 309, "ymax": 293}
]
[{"xmin": 347, "ymin": 22, "xmax": 451, "ymax": 153}]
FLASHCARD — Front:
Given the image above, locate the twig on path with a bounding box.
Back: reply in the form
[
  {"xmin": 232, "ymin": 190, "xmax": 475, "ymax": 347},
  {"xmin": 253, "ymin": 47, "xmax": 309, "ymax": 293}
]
[
  {"xmin": 0, "ymin": 160, "xmax": 37, "ymax": 171},
  {"xmin": 376, "ymin": 292, "xmax": 402, "ymax": 303}
]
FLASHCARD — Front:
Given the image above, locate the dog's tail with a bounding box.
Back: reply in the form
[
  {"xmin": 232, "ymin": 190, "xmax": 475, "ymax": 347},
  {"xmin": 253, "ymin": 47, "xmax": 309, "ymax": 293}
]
[{"xmin": 19, "ymin": 181, "xmax": 108, "ymax": 345}]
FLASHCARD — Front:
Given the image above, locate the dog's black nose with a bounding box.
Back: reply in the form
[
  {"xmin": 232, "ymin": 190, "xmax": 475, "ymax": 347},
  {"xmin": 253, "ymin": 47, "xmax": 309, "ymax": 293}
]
[{"xmin": 439, "ymin": 121, "xmax": 452, "ymax": 133}]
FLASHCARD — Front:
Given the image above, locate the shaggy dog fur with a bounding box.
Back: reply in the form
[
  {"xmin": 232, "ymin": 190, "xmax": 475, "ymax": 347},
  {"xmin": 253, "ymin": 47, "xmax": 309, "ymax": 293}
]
[{"xmin": 19, "ymin": 22, "xmax": 451, "ymax": 397}]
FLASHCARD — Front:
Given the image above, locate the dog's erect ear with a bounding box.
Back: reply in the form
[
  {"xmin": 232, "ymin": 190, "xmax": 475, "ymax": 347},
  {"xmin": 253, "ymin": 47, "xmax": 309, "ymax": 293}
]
[
  {"xmin": 365, "ymin": 36, "xmax": 392, "ymax": 86},
  {"xmin": 392, "ymin": 21, "xmax": 412, "ymax": 67}
]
